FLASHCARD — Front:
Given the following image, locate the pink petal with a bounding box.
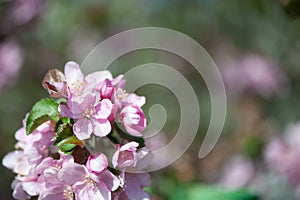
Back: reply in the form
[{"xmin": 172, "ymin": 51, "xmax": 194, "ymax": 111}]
[
  {"xmin": 112, "ymin": 146, "xmax": 120, "ymax": 168},
  {"xmin": 14, "ymin": 127, "xmax": 26, "ymax": 142},
  {"xmin": 64, "ymin": 62, "xmax": 84, "ymax": 84},
  {"xmin": 134, "ymin": 172, "xmax": 151, "ymax": 187},
  {"xmin": 98, "ymin": 170, "xmax": 120, "ymax": 191},
  {"xmin": 124, "ymin": 124, "xmax": 143, "ymax": 137},
  {"xmin": 58, "ymin": 163, "xmax": 86, "ymax": 185},
  {"xmin": 80, "ymin": 93, "xmax": 97, "ymax": 111},
  {"xmin": 66, "ymin": 95, "xmax": 86, "ymax": 118},
  {"xmin": 117, "ymin": 151, "xmax": 135, "ymax": 168},
  {"xmin": 2, "ymin": 151, "xmax": 22, "ymax": 170},
  {"xmin": 74, "ymin": 181, "xmax": 110, "ymax": 200},
  {"xmin": 73, "ymin": 118, "xmax": 93, "ymax": 140},
  {"xmin": 68, "ymin": 94, "xmax": 96, "ymax": 116},
  {"xmin": 120, "ymin": 142, "xmax": 139, "ymax": 151},
  {"xmin": 14, "ymin": 157, "xmax": 31, "ymax": 176},
  {"xmin": 58, "ymin": 104, "xmax": 73, "ymax": 118},
  {"xmin": 123, "ymin": 112, "xmax": 139, "ymax": 126},
  {"xmin": 95, "ymin": 99, "xmax": 112, "ymax": 119},
  {"xmin": 125, "ymin": 173, "xmax": 151, "ymax": 200},
  {"xmin": 123, "ymin": 94, "xmax": 146, "ymax": 107},
  {"xmin": 39, "ymin": 192, "xmax": 65, "ymax": 200},
  {"xmin": 120, "ymin": 106, "xmax": 146, "ymax": 137},
  {"xmin": 121, "ymin": 106, "xmax": 138, "ymax": 115},
  {"xmin": 22, "ymin": 181, "xmax": 39, "ymax": 196},
  {"xmin": 85, "ymin": 71, "xmax": 113, "ymax": 83},
  {"xmin": 85, "ymin": 71, "xmax": 108, "ymax": 92},
  {"xmin": 108, "ymin": 104, "xmax": 118, "ymax": 122},
  {"xmin": 87, "ymin": 153, "xmax": 108, "ymax": 173},
  {"xmin": 117, "ymin": 79, "xmax": 126, "ymax": 89},
  {"xmin": 92, "ymin": 119, "xmax": 111, "ymax": 137},
  {"xmin": 12, "ymin": 180, "xmax": 29, "ymax": 200},
  {"xmin": 111, "ymin": 75, "xmax": 124, "ymax": 86},
  {"xmin": 100, "ymin": 82, "xmax": 114, "ymax": 99}
]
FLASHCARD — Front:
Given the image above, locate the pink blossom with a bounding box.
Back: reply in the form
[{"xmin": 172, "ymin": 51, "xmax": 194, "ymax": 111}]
[
  {"xmin": 108, "ymin": 104, "xmax": 118, "ymax": 123},
  {"xmin": 64, "ymin": 61, "xmax": 86, "ymax": 96},
  {"xmin": 85, "ymin": 70, "xmax": 113, "ymax": 92},
  {"xmin": 15, "ymin": 120, "xmax": 56, "ymax": 151},
  {"xmin": 56, "ymin": 162, "xmax": 120, "ymax": 200},
  {"xmin": 10, "ymin": 0, "xmax": 43, "ymax": 25},
  {"xmin": 119, "ymin": 106, "xmax": 146, "ymax": 137},
  {"xmin": 219, "ymin": 155, "xmax": 255, "ymax": 189},
  {"xmin": 59, "ymin": 93, "xmax": 113, "ymax": 140},
  {"xmin": 19, "ymin": 154, "xmax": 74, "ymax": 198},
  {"xmin": 63, "ymin": 61, "xmax": 119, "ymax": 97},
  {"xmin": 4, "ymin": 155, "xmax": 73, "ymax": 200},
  {"xmin": 0, "ymin": 40, "xmax": 23, "ymax": 91},
  {"xmin": 2, "ymin": 120, "xmax": 56, "ymax": 176},
  {"xmin": 114, "ymin": 89, "xmax": 146, "ymax": 109},
  {"xmin": 3, "ymin": 62, "xmax": 152, "ymax": 199},
  {"xmin": 11, "ymin": 179, "xmax": 30, "ymax": 200},
  {"xmin": 2, "ymin": 150, "xmax": 31, "ymax": 176},
  {"xmin": 38, "ymin": 163, "xmax": 83, "ymax": 200},
  {"xmin": 264, "ymin": 138, "xmax": 287, "ymax": 173},
  {"xmin": 112, "ymin": 142, "xmax": 139, "ymax": 169},
  {"xmin": 219, "ymin": 54, "xmax": 289, "ymax": 98},
  {"xmin": 264, "ymin": 122, "xmax": 300, "ymax": 195},
  {"xmin": 100, "ymin": 80, "xmax": 115, "ymax": 100},
  {"xmin": 113, "ymin": 172, "xmax": 151, "ymax": 200},
  {"xmin": 86, "ymin": 153, "xmax": 108, "ymax": 174}
]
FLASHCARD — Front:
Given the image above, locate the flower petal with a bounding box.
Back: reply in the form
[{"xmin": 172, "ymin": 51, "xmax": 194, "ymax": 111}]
[
  {"xmin": 74, "ymin": 181, "xmax": 110, "ymax": 200},
  {"xmin": 64, "ymin": 62, "xmax": 83, "ymax": 84},
  {"xmin": 73, "ymin": 118, "xmax": 93, "ymax": 140},
  {"xmin": 2, "ymin": 151, "xmax": 22, "ymax": 170},
  {"xmin": 125, "ymin": 173, "xmax": 151, "ymax": 200},
  {"xmin": 58, "ymin": 163, "xmax": 86, "ymax": 185},
  {"xmin": 111, "ymin": 147, "xmax": 120, "ymax": 168},
  {"xmin": 92, "ymin": 119, "xmax": 111, "ymax": 137},
  {"xmin": 98, "ymin": 170, "xmax": 120, "ymax": 192},
  {"xmin": 58, "ymin": 104, "xmax": 73, "ymax": 118},
  {"xmin": 95, "ymin": 99, "xmax": 112, "ymax": 119},
  {"xmin": 122, "ymin": 94, "xmax": 146, "ymax": 107},
  {"xmin": 87, "ymin": 153, "xmax": 108, "ymax": 173}
]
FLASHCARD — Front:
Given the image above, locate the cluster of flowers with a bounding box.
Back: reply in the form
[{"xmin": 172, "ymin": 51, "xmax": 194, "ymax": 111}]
[{"xmin": 2, "ymin": 61, "xmax": 151, "ymax": 200}]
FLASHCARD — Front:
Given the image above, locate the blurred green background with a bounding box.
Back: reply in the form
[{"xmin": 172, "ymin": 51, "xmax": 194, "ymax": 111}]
[{"xmin": 1, "ymin": 0, "xmax": 300, "ymax": 199}]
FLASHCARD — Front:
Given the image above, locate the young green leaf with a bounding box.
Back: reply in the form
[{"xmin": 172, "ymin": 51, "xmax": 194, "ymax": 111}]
[
  {"xmin": 60, "ymin": 143, "xmax": 77, "ymax": 154},
  {"xmin": 54, "ymin": 118, "xmax": 83, "ymax": 154},
  {"xmin": 26, "ymin": 98, "xmax": 59, "ymax": 135}
]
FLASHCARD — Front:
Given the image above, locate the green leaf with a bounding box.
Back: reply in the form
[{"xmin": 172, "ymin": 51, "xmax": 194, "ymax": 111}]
[
  {"xmin": 53, "ymin": 118, "xmax": 82, "ymax": 154},
  {"xmin": 171, "ymin": 185, "xmax": 258, "ymax": 200},
  {"xmin": 56, "ymin": 135, "xmax": 81, "ymax": 147},
  {"xmin": 26, "ymin": 98, "xmax": 59, "ymax": 135},
  {"xmin": 54, "ymin": 117, "xmax": 73, "ymax": 145},
  {"xmin": 60, "ymin": 143, "xmax": 77, "ymax": 154}
]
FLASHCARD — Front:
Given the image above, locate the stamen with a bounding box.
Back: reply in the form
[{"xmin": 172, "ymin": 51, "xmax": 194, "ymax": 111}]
[{"xmin": 63, "ymin": 186, "xmax": 74, "ymax": 200}]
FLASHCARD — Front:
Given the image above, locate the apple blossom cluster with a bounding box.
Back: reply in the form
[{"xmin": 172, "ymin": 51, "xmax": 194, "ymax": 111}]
[{"xmin": 2, "ymin": 61, "xmax": 151, "ymax": 200}]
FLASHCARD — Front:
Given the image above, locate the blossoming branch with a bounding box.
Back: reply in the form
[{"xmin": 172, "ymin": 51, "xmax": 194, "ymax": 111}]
[{"xmin": 2, "ymin": 61, "xmax": 151, "ymax": 200}]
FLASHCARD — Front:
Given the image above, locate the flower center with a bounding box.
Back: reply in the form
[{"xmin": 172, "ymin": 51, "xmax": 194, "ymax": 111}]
[
  {"xmin": 116, "ymin": 88, "xmax": 128, "ymax": 101},
  {"xmin": 63, "ymin": 186, "xmax": 74, "ymax": 200},
  {"xmin": 70, "ymin": 81, "xmax": 84, "ymax": 92},
  {"xmin": 83, "ymin": 105, "xmax": 95, "ymax": 119},
  {"xmin": 84, "ymin": 174, "xmax": 96, "ymax": 189}
]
